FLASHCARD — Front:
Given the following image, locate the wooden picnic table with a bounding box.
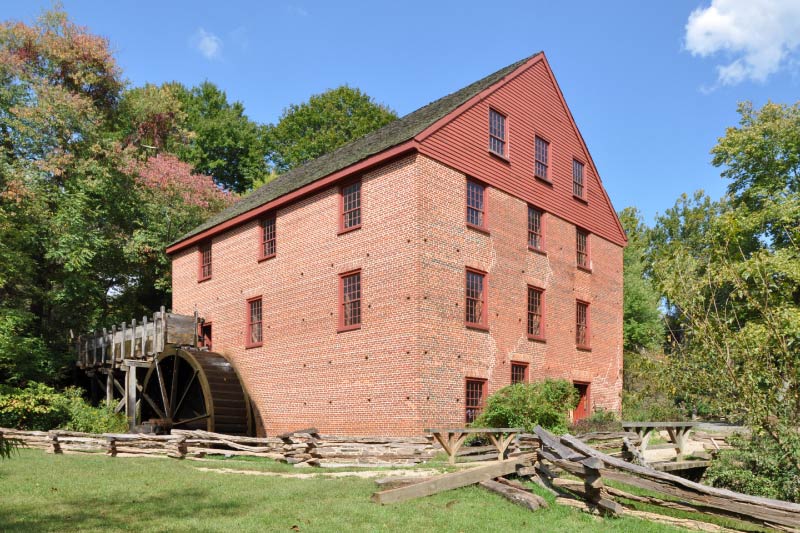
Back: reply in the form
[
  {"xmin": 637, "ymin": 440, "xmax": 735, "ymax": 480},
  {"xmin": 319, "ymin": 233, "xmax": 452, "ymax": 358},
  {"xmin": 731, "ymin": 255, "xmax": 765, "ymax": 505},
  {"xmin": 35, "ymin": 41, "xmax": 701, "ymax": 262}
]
[
  {"xmin": 425, "ymin": 428, "xmax": 523, "ymax": 465},
  {"xmin": 622, "ymin": 421, "xmax": 699, "ymax": 461}
]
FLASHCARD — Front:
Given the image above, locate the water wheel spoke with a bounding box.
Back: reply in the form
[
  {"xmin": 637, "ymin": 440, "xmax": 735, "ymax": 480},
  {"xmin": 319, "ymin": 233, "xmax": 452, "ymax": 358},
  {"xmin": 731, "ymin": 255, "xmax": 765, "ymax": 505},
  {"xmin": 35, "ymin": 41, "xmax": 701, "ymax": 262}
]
[
  {"xmin": 155, "ymin": 356, "xmax": 171, "ymax": 418},
  {"xmin": 172, "ymin": 413, "xmax": 210, "ymax": 427},
  {"xmin": 142, "ymin": 392, "xmax": 166, "ymax": 419},
  {"xmin": 169, "ymin": 352, "xmax": 179, "ymax": 415},
  {"xmin": 173, "ymin": 369, "xmax": 198, "ymax": 418}
]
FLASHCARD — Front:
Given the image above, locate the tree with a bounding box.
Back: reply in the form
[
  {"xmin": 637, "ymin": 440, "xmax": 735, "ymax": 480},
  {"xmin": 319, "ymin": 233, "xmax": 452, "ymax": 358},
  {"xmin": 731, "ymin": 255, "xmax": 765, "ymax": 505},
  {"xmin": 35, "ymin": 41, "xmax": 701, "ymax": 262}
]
[
  {"xmin": 117, "ymin": 81, "xmax": 268, "ymax": 192},
  {"xmin": 0, "ymin": 8, "xmax": 232, "ymax": 384},
  {"xmin": 618, "ymin": 207, "xmax": 663, "ymax": 354},
  {"xmin": 649, "ymin": 101, "xmax": 800, "ymax": 480},
  {"xmin": 264, "ymin": 85, "xmax": 397, "ymax": 173}
]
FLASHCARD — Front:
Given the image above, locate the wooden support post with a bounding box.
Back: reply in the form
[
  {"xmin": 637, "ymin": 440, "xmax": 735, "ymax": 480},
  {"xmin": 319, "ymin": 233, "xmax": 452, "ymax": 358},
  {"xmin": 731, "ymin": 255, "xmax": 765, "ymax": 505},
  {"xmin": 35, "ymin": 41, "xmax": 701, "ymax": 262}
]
[
  {"xmin": 159, "ymin": 306, "xmax": 166, "ymax": 353},
  {"xmin": 110, "ymin": 324, "xmax": 117, "ymax": 369},
  {"xmin": 125, "ymin": 365, "xmax": 137, "ymax": 431},
  {"xmin": 141, "ymin": 315, "xmax": 148, "ymax": 356},
  {"xmin": 48, "ymin": 431, "xmax": 62, "ymax": 454},
  {"xmin": 130, "ymin": 318, "xmax": 137, "ymax": 358}
]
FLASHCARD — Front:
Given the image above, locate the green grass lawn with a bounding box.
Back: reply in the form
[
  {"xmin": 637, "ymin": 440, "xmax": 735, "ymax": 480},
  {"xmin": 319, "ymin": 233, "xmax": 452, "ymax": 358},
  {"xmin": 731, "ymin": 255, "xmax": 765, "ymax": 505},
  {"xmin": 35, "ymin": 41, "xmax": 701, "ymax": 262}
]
[{"xmin": 0, "ymin": 449, "xmax": 684, "ymax": 532}]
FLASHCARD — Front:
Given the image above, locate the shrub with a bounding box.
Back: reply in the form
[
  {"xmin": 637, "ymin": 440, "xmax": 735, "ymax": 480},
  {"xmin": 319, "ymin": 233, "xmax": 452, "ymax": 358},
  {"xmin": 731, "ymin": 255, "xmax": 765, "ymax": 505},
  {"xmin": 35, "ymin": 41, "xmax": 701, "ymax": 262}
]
[
  {"xmin": 0, "ymin": 383, "xmax": 126, "ymax": 433},
  {"xmin": 472, "ymin": 379, "xmax": 578, "ymax": 434},
  {"xmin": 705, "ymin": 433, "xmax": 800, "ymax": 503},
  {"xmin": 570, "ymin": 408, "xmax": 623, "ymax": 434}
]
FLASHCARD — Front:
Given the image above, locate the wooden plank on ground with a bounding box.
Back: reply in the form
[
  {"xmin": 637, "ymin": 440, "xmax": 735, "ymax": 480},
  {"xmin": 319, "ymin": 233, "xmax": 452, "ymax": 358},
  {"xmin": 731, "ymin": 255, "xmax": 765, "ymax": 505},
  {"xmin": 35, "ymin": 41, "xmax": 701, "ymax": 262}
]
[
  {"xmin": 371, "ymin": 454, "xmax": 534, "ymax": 504},
  {"xmin": 479, "ymin": 479, "xmax": 547, "ymax": 511}
]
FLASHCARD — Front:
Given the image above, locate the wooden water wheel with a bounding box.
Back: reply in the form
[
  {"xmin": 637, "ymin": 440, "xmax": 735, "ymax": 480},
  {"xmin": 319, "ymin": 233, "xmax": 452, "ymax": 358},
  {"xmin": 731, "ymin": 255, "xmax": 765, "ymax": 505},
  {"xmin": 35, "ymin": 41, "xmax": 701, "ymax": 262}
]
[{"xmin": 139, "ymin": 349, "xmax": 252, "ymax": 435}]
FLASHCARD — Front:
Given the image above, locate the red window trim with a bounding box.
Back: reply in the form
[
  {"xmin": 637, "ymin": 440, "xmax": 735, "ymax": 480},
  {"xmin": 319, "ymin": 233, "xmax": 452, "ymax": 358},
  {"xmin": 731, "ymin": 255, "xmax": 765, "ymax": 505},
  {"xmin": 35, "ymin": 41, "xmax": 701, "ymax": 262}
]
[
  {"xmin": 338, "ymin": 178, "xmax": 362, "ymax": 235},
  {"xmin": 338, "ymin": 269, "xmax": 362, "ymax": 332},
  {"xmin": 511, "ymin": 362, "xmax": 529, "ymax": 384},
  {"xmin": 197, "ymin": 241, "xmax": 212, "ymax": 282},
  {"xmin": 572, "ymin": 158, "xmax": 588, "ymax": 203},
  {"xmin": 245, "ymin": 296, "xmax": 263, "ymax": 349},
  {"xmin": 488, "ymin": 107, "xmax": 509, "ymax": 161},
  {"xmin": 465, "ymin": 267, "xmax": 489, "ymax": 331},
  {"xmin": 576, "ymin": 299, "xmax": 591, "ymax": 351},
  {"xmin": 576, "ymin": 227, "xmax": 592, "ymax": 272},
  {"xmin": 534, "ymin": 134, "xmax": 551, "ymax": 183},
  {"xmin": 527, "ymin": 285, "xmax": 546, "ymax": 342},
  {"xmin": 527, "ymin": 205, "xmax": 546, "ymax": 254},
  {"xmin": 466, "ymin": 178, "xmax": 489, "ymax": 234},
  {"xmin": 258, "ymin": 215, "xmax": 276, "ymax": 262},
  {"xmin": 465, "ymin": 377, "xmax": 487, "ymax": 423}
]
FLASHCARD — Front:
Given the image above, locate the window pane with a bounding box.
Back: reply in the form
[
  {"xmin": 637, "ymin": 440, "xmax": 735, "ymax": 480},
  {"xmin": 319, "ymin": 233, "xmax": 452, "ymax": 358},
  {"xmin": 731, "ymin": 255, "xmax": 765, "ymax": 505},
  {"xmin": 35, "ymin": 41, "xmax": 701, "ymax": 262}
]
[
  {"xmin": 573, "ymin": 160, "xmax": 584, "ymax": 197},
  {"xmin": 200, "ymin": 244, "xmax": 212, "ymax": 279},
  {"xmin": 465, "ymin": 380, "xmax": 485, "ymax": 423},
  {"xmin": 249, "ymin": 299, "xmax": 262, "ymax": 344},
  {"xmin": 535, "ymin": 137, "xmax": 549, "ymax": 179},
  {"xmin": 576, "ymin": 302, "xmax": 589, "ymax": 346},
  {"xmin": 511, "ymin": 364, "xmax": 527, "ymax": 384},
  {"xmin": 489, "ymin": 110, "xmax": 505, "ymax": 155},
  {"xmin": 342, "ymin": 272, "xmax": 361, "ymax": 327},
  {"xmin": 577, "ymin": 229, "xmax": 589, "ymax": 268},
  {"xmin": 528, "ymin": 287, "xmax": 543, "ymax": 337},
  {"xmin": 342, "ymin": 182, "xmax": 361, "ymax": 229},
  {"xmin": 262, "ymin": 217, "xmax": 276, "ymax": 257},
  {"xmin": 528, "ymin": 207, "xmax": 542, "ymax": 249},
  {"xmin": 467, "ymin": 181, "xmax": 484, "ymax": 227},
  {"xmin": 466, "ymin": 271, "xmax": 484, "ymax": 325}
]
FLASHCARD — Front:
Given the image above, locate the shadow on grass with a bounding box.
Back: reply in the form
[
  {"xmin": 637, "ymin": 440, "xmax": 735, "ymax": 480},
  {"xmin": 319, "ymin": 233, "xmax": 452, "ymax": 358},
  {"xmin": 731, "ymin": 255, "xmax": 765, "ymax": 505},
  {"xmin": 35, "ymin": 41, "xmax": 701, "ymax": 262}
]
[{"xmin": 0, "ymin": 486, "xmax": 248, "ymax": 532}]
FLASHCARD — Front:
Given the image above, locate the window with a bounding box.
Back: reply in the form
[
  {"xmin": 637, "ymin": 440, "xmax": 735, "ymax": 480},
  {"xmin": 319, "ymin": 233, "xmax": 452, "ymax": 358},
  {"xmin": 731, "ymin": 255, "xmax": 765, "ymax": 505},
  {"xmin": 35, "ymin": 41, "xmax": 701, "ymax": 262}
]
[
  {"xmin": 576, "ymin": 300, "xmax": 590, "ymax": 348},
  {"xmin": 528, "ymin": 206, "xmax": 543, "ymax": 251},
  {"xmin": 340, "ymin": 180, "xmax": 361, "ymax": 232},
  {"xmin": 246, "ymin": 297, "xmax": 263, "ymax": 348},
  {"xmin": 573, "ymin": 159, "xmax": 585, "ymax": 199},
  {"xmin": 511, "ymin": 363, "xmax": 528, "ymax": 384},
  {"xmin": 576, "ymin": 228, "xmax": 590, "ymax": 270},
  {"xmin": 489, "ymin": 109, "xmax": 506, "ymax": 157},
  {"xmin": 465, "ymin": 269, "xmax": 487, "ymax": 329},
  {"xmin": 339, "ymin": 270, "xmax": 361, "ymax": 331},
  {"xmin": 535, "ymin": 136, "xmax": 549, "ymax": 180},
  {"xmin": 260, "ymin": 216, "xmax": 276, "ymax": 260},
  {"xmin": 198, "ymin": 242, "xmax": 212, "ymax": 281},
  {"xmin": 527, "ymin": 286, "xmax": 545, "ymax": 340},
  {"xmin": 466, "ymin": 180, "xmax": 486, "ymax": 229},
  {"xmin": 465, "ymin": 379, "xmax": 487, "ymax": 423}
]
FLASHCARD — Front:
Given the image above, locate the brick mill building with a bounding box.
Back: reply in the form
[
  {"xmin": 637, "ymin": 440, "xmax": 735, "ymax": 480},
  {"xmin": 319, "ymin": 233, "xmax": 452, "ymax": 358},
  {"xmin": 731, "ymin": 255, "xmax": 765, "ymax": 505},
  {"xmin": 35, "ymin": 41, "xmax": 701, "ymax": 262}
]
[{"xmin": 166, "ymin": 52, "xmax": 627, "ymax": 437}]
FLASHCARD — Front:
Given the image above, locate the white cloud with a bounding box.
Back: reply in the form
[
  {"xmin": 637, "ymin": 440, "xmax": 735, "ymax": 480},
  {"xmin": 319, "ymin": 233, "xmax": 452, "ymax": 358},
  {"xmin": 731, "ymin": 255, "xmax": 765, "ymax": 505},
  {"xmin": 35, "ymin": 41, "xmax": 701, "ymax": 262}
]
[
  {"xmin": 192, "ymin": 28, "xmax": 223, "ymax": 60},
  {"xmin": 685, "ymin": 0, "xmax": 800, "ymax": 85}
]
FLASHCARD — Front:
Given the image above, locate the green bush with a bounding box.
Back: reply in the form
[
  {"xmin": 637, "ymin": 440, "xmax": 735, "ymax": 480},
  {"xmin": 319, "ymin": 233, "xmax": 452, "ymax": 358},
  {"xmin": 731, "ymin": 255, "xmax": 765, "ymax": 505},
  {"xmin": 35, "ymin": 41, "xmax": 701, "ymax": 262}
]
[
  {"xmin": 705, "ymin": 433, "xmax": 800, "ymax": 503},
  {"xmin": 570, "ymin": 408, "xmax": 622, "ymax": 434},
  {"xmin": 472, "ymin": 379, "xmax": 578, "ymax": 434},
  {"xmin": 0, "ymin": 383, "xmax": 126, "ymax": 433}
]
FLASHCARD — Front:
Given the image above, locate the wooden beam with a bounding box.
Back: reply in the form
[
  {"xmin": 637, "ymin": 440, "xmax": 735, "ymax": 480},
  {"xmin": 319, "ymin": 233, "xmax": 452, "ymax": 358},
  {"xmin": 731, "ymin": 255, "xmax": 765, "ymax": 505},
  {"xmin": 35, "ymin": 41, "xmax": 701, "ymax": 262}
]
[
  {"xmin": 372, "ymin": 454, "xmax": 535, "ymax": 504},
  {"xmin": 479, "ymin": 479, "xmax": 547, "ymax": 511}
]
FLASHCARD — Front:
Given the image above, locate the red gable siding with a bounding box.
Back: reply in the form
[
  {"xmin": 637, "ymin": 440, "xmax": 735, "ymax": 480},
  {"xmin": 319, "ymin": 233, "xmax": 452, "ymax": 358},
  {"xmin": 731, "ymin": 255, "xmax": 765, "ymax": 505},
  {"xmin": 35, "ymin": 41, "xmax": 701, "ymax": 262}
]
[{"xmin": 416, "ymin": 56, "xmax": 626, "ymax": 247}]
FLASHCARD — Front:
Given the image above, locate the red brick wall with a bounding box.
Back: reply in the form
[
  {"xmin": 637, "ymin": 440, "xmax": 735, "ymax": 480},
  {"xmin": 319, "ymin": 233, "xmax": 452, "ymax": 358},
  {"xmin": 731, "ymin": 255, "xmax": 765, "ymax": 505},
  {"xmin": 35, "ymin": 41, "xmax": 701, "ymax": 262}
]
[
  {"xmin": 415, "ymin": 155, "xmax": 622, "ymax": 429},
  {"xmin": 172, "ymin": 155, "xmax": 425, "ymax": 436},
  {"xmin": 172, "ymin": 154, "xmax": 623, "ymax": 436}
]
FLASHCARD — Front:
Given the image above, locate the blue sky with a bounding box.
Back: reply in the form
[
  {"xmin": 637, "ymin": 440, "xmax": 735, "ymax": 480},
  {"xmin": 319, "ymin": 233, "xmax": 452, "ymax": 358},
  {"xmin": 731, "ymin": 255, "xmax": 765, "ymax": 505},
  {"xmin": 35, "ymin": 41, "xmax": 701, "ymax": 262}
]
[{"xmin": 5, "ymin": 1, "xmax": 799, "ymax": 224}]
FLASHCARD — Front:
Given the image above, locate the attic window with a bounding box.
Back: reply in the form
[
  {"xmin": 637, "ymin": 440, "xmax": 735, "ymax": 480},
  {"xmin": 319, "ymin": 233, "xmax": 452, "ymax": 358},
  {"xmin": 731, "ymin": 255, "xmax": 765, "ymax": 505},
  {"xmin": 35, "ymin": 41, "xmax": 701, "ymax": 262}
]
[
  {"xmin": 489, "ymin": 109, "xmax": 507, "ymax": 157},
  {"xmin": 573, "ymin": 159, "xmax": 585, "ymax": 199},
  {"xmin": 535, "ymin": 136, "xmax": 549, "ymax": 181}
]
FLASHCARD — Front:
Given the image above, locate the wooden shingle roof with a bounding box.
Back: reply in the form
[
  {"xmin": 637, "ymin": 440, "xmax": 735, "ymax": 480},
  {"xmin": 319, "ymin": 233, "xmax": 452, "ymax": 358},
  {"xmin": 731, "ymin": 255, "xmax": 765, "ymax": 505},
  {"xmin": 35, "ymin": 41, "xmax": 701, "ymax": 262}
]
[{"xmin": 171, "ymin": 53, "xmax": 541, "ymax": 247}]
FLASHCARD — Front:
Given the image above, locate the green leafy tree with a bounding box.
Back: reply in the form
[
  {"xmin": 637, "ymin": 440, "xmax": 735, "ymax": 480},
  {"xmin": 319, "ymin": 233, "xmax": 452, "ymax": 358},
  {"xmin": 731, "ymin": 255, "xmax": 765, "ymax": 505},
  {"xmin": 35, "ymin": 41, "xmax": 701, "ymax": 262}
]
[
  {"xmin": 650, "ymin": 101, "xmax": 800, "ymax": 481},
  {"xmin": 0, "ymin": 8, "xmax": 232, "ymax": 384},
  {"xmin": 264, "ymin": 85, "xmax": 397, "ymax": 173},
  {"xmin": 618, "ymin": 207, "xmax": 663, "ymax": 354}
]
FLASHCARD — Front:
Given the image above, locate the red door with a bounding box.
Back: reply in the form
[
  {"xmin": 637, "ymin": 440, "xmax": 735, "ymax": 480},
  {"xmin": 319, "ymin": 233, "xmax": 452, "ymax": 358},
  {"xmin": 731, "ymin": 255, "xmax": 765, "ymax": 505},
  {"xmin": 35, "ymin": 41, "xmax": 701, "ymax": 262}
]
[{"xmin": 573, "ymin": 382, "xmax": 590, "ymax": 421}]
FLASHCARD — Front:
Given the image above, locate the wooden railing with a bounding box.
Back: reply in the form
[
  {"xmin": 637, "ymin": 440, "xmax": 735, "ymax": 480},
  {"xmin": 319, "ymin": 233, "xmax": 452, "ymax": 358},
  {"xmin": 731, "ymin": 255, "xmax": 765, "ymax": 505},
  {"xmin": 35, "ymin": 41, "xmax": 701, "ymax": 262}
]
[{"xmin": 74, "ymin": 307, "xmax": 198, "ymax": 369}]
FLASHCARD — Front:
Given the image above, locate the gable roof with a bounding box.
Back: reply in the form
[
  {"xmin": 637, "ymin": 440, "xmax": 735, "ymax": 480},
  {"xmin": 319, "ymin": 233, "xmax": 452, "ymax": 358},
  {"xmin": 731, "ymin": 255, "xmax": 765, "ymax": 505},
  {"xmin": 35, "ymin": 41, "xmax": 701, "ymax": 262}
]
[{"xmin": 168, "ymin": 52, "xmax": 542, "ymax": 251}]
